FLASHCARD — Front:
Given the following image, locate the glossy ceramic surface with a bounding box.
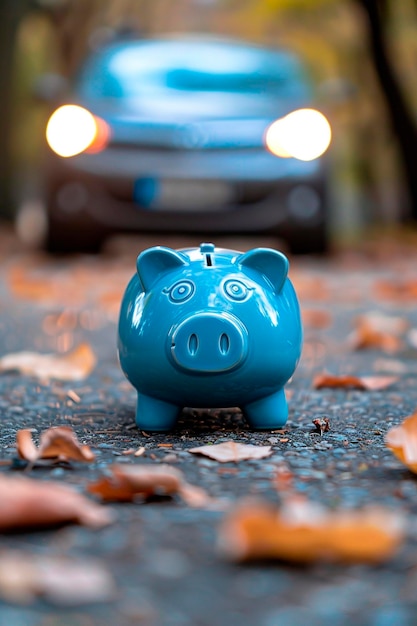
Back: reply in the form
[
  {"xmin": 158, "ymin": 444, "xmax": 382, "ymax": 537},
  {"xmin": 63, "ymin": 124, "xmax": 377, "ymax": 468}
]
[{"xmin": 118, "ymin": 243, "xmax": 303, "ymax": 431}]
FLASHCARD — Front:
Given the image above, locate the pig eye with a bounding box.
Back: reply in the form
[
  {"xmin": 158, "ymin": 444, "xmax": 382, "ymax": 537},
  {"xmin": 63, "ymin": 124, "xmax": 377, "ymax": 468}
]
[
  {"xmin": 224, "ymin": 280, "xmax": 249, "ymax": 301},
  {"xmin": 168, "ymin": 280, "xmax": 195, "ymax": 303}
]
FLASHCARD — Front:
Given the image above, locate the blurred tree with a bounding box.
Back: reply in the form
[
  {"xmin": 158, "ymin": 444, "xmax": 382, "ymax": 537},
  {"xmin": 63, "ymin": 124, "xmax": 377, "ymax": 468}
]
[
  {"xmin": 354, "ymin": 0, "xmax": 417, "ymax": 221},
  {"xmin": 0, "ymin": 0, "xmax": 32, "ymax": 219}
]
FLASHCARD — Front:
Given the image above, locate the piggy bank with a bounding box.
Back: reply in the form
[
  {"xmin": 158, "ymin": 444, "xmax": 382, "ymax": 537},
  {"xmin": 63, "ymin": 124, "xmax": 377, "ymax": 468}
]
[{"xmin": 118, "ymin": 243, "xmax": 302, "ymax": 431}]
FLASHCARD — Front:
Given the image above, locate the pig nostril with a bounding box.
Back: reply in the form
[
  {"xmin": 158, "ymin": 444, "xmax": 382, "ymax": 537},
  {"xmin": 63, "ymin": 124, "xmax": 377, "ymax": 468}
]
[
  {"xmin": 188, "ymin": 333, "xmax": 198, "ymax": 356},
  {"xmin": 219, "ymin": 333, "xmax": 230, "ymax": 355}
]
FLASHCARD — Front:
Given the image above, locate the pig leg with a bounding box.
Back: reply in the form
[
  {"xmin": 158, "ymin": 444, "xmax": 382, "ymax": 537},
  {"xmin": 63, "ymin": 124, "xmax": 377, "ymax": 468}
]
[
  {"xmin": 135, "ymin": 393, "xmax": 180, "ymax": 431},
  {"xmin": 243, "ymin": 388, "xmax": 288, "ymax": 430}
]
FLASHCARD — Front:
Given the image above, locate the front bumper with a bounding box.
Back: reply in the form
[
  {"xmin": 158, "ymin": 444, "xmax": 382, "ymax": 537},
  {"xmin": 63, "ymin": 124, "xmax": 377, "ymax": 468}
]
[{"xmin": 44, "ymin": 145, "xmax": 328, "ymax": 243}]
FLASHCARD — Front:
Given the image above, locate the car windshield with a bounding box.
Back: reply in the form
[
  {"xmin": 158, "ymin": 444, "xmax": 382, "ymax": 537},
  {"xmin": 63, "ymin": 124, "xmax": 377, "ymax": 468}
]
[{"xmin": 76, "ymin": 39, "xmax": 311, "ymax": 101}]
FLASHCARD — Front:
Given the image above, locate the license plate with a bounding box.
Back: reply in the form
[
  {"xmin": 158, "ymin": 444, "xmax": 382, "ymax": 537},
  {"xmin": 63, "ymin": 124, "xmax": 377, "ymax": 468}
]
[{"xmin": 134, "ymin": 178, "xmax": 234, "ymax": 211}]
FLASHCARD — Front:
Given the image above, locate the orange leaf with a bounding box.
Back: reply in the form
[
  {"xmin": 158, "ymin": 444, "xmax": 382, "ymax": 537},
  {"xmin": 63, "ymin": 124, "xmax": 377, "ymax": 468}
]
[
  {"xmin": 302, "ymin": 309, "xmax": 333, "ymax": 329},
  {"xmin": 87, "ymin": 463, "xmax": 217, "ymax": 508},
  {"xmin": 375, "ymin": 279, "xmax": 417, "ymax": 302},
  {"xmin": 88, "ymin": 464, "xmax": 182, "ymax": 502},
  {"xmin": 313, "ymin": 373, "xmax": 398, "ymax": 391},
  {"xmin": 218, "ymin": 496, "xmax": 404, "ymax": 564},
  {"xmin": 290, "ymin": 274, "xmax": 330, "ymax": 301},
  {"xmin": 273, "ymin": 462, "xmax": 294, "ymax": 492},
  {"xmin": 349, "ymin": 312, "xmax": 407, "ymax": 353},
  {"xmin": 386, "ymin": 412, "xmax": 417, "ymax": 472},
  {"xmin": 17, "ymin": 426, "xmax": 95, "ymax": 464},
  {"xmin": 0, "ymin": 475, "xmax": 113, "ymax": 531},
  {"xmin": 0, "ymin": 343, "xmax": 96, "ymax": 381},
  {"xmin": 188, "ymin": 441, "xmax": 273, "ymax": 463},
  {"xmin": 8, "ymin": 266, "xmax": 53, "ymax": 302}
]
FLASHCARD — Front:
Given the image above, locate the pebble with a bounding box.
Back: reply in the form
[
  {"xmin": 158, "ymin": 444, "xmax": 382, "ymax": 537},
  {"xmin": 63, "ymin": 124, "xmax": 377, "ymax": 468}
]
[{"xmin": 314, "ymin": 442, "xmax": 333, "ymax": 450}]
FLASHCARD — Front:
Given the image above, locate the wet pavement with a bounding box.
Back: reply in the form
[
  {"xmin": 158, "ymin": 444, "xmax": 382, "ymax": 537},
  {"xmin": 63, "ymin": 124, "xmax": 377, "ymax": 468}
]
[{"xmin": 1, "ymin": 227, "xmax": 417, "ymax": 625}]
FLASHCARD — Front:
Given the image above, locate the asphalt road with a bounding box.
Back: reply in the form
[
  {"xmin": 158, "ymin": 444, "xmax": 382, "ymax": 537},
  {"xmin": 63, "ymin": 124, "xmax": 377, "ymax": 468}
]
[{"xmin": 1, "ymin": 227, "xmax": 417, "ymax": 626}]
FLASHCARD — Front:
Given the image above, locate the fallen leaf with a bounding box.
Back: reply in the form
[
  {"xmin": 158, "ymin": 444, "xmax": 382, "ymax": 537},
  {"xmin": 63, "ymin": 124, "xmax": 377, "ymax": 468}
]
[
  {"xmin": 8, "ymin": 266, "xmax": 54, "ymax": 302},
  {"xmin": 122, "ymin": 448, "xmax": 135, "ymax": 456},
  {"xmin": 188, "ymin": 441, "xmax": 272, "ymax": 463},
  {"xmin": 87, "ymin": 463, "xmax": 217, "ymax": 508},
  {"xmin": 375, "ymin": 279, "xmax": 417, "ymax": 302},
  {"xmin": 177, "ymin": 482, "xmax": 217, "ymax": 508},
  {"xmin": 218, "ymin": 496, "xmax": 404, "ymax": 564},
  {"xmin": 386, "ymin": 412, "xmax": 417, "ymax": 473},
  {"xmin": 273, "ymin": 462, "xmax": 294, "ymax": 493},
  {"xmin": 302, "ymin": 309, "xmax": 333, "ymax": 329},
  {"xmin": 0, "ymin": 551, "xmax": 116, "ymax": 606},
  {"xmin": 88, "ymin": 464, "xmax": 182, "ymax": 501},
  {"xmin": 17, "ymin": 426, "xmax": 95, "ymax": 465},
  {"xmin": 0, "ymin": 475, "xmax": 113, "ymax": 531},
  {"xmin": 0, "ymin": 343, "xmax": 96, "ymax": 381},
  {"xmin": 313, "ymin": 373, "xmax": 398, "ymax": 391},
  {"xmin": 312, "ymin": 417, "xmax": 330, "ymax": 435},
  {"xmin": 348, "ymin": 312, "xmax": 408, "ymax": 353},
  {"xmin": 291, "ymin": 274, "xmax": 330, "ymax": 301},
  {"xmin": 7, "ymin": 257, "xmax": 132, "ymax": 311},
  {"xmin": 67, "ymin": 389, "xmax": 81, "ymax": 403}
]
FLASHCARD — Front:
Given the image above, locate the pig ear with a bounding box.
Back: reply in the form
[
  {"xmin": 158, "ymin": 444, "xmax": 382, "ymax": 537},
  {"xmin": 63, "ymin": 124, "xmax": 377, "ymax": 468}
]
[
  {"xmin": 238, "ymin": 248, "xmax": 289, "ymax": 293},
  {"xmin": 137, "ymin": 246, "xmax": 188, "ymax": 291}
]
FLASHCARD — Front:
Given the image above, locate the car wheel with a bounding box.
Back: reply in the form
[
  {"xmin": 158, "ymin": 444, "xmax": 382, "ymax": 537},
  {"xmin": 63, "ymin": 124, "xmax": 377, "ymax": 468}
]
[
  {"xmin": 45, "ymin": 216, "xmax": 105, "ymax": 254},
  {"xmin": 287, "ymin": 226, "xmax": 328, "ymax": 255}
]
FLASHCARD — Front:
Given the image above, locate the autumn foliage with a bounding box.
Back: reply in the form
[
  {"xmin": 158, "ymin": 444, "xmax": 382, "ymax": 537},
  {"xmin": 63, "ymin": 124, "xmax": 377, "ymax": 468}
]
[{"xmin": 219, "ymin": 496, "xmax": 404, "ymax": 564}]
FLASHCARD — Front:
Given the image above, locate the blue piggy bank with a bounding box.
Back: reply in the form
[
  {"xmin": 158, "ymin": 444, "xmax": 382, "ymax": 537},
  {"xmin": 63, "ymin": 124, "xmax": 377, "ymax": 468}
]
[{"xmin": 118, "ymin": 243, "xmax": 302, "ymax": 431}]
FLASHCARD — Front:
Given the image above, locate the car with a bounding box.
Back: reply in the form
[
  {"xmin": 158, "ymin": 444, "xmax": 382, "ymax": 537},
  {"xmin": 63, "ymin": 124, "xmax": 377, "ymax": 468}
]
[{"xmin": 29, "ymin": 35, "xmax": 332, "ymax": 253}]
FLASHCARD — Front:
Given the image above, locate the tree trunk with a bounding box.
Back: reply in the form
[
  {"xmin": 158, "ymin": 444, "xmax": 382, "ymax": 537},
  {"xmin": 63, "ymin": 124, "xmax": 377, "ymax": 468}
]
[
  {"xmin": 0, "ymin": 0, "xmax": 32, "ymax": 220},
  {"xmin": 356, "ymin": 0, "xmax": 417, "ymax": 221}
]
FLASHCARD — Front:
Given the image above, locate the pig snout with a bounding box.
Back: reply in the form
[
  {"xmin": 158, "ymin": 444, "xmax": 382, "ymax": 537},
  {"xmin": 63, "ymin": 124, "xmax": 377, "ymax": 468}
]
[{"xmin": 169, "ymin": 312, "xmax": 248, "ymax": 373}]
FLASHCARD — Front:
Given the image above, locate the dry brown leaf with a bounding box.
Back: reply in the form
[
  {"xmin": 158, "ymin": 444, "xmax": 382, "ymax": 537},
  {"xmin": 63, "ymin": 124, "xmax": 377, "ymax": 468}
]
[
  {"xmin": 0, "ymin": 551, "xmax": 116, "ymax": 606},
  {"xmin": 87, "ymin": 463, "xmax": 216, "ymax": 508},
  {"xmin": 312, "ymin": 417, "xmax": 330, "ymax": 435},
  {"xmin": 8, "ymin": 257, "xmax": 132, "ymax": 311},
  {"xmin": 272, "ymin": 462, "xmax": 294, "ymax": 493},
  {"xmin": 375, "ymin": 279, "xmax": 417, "ymax": 302},
  {"xmin": 349, "ymin": 312, "xmax": 408, "ymax": 353},
  {"xmin": 386, "ymin": 412, "xmax": 417, "ymax": 473},
  {"xmin": 0, "ymin": 343, "xmax": 96, "ymax": 381},
  {"xmin": 188, "ymin": 441, "xmax": 273, "ymax": 463},
  {"xmin": 302, "ymin": 308, "xmax": 333, "ymax": 329},
  {"xmin": 290, "ymin": 274, "xmax": 330, "ymax": 301},
  {"xmin": 218, "ymin": 496, "xmax": 404, "ymax": 564},
  {"xmin": 17, "ymin": 426, "xmax": 95, "ymax": 465},
  {"xmin": 0, "ymin": 475, "xmax": 113, "ymax": 531},
  {"xmin": 88, "ymin": 464, "xmax": 182, "ymax": 501},
  {"xmin": 177, "ymin": 482, "xmax": 218, "ymax": 508},
  {"xmin": 8, "ymin": 266, "xmax": 54, "ymax": 302},
  {"xmin": 313, "ymin": 373, "xmax": 398, "ymax": 391}
]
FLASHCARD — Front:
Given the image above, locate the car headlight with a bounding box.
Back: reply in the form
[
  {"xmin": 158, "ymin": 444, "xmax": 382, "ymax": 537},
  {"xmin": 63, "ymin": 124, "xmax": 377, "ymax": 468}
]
[
  {"xmin": 46, "ymin": 104, "xmax": 110, "ymax": 158},
  {"xmin": 265, "ymin": 108, "xmax": 332, "ymax": 161}
]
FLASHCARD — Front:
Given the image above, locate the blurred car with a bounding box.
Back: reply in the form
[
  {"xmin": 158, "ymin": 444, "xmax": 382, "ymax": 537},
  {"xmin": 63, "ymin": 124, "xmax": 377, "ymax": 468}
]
[{"xmin": 31, "ymin": 35, "xmax": 333, "ymax": 253}]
